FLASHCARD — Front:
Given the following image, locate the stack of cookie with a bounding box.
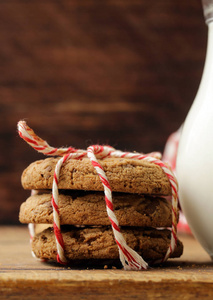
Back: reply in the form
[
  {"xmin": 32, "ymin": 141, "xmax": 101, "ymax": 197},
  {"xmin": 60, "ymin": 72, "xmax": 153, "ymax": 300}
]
[{"xmin": 19, "ymin": 156, "xmax": 183, "ymax": 267}]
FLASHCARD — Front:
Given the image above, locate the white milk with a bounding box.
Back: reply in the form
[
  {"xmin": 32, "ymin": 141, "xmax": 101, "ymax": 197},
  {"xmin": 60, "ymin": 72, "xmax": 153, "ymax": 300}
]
[{"xmin": 176, "ymin": 10, "xmax": 213, "ymax": 258}]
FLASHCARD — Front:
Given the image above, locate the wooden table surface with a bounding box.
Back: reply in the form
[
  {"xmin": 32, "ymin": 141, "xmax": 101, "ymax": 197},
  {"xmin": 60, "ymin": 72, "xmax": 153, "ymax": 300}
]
[{"xmin": 0, "ymin": 226, "xmax": 213, "ymax": 299}]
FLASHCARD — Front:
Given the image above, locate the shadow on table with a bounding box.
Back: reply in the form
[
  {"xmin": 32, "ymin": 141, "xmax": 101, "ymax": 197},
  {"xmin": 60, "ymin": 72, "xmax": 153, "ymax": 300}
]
[{"xmin": 40, "ymin": 258, "xmax": 213, "ymax": 270}]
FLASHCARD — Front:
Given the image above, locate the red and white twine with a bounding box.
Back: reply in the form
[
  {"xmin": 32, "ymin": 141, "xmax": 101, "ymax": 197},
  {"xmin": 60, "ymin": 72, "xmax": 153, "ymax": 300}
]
[{"xmin": 18, "ymin": 120, "xmax": 178, "ymax": 270}]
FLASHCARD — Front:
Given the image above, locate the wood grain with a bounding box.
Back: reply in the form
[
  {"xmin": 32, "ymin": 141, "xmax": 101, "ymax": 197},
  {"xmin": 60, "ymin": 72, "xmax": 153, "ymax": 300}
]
[
  {"xmin": 0, "ymin": 0, "xmax": 207, "ymax": 223},
  {"xmin": 0, "ymin": 226, "xmax": 213, "ymax": 299}
]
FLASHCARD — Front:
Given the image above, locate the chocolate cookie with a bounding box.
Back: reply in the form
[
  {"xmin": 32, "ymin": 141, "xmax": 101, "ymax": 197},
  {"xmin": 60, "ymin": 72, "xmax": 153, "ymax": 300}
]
[
  {"xmin": 19, "ymin": 192, "xmax": 173, "ymax": 227},
  {"xmin": 32, "ymin": 226, "xmax": 183, "ymax": 262},
  {"xmin": 21, "ymin": 157, "xmax": 171, "ymax": 195}
]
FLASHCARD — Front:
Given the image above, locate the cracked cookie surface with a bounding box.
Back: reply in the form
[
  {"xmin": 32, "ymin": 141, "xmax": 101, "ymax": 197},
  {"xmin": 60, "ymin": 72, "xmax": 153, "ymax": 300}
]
[
  {"xmin": 21, "ymin": 157, "xmax": 171, "ymax": 195},
  {"xmin": 19, "ymin": 191, "xmax": 173, "ymax": 227},
  {"xmin": 32, "ymin": 226, "xmax": 183, "ymax": 261}
]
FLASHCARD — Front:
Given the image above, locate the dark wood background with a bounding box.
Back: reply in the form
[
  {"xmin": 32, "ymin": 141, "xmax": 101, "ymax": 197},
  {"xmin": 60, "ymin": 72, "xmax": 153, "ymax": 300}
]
[{"xmin": 0, "ymin": 0, "xmax": 207, "ymax": 224}]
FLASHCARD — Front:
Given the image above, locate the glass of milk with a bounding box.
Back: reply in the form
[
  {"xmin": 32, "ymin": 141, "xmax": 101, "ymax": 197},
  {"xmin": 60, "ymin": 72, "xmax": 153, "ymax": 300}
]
[{"xmin": 177, "ymin": 0, "xmax": 213, "ymax": 259}]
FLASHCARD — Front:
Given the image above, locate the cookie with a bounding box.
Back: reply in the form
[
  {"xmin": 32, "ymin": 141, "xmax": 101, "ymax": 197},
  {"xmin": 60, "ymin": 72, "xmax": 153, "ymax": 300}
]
[
  {"xmin": 21, "ymin": 157, "xmax": 171, "ymax": 195},
  {"xmin": 19, "ymin": 191, "xmax": 173, "ymax": 227},
  {"xmin": 32, "ymin": 226, "xmax": 183, "ymax": 262}
]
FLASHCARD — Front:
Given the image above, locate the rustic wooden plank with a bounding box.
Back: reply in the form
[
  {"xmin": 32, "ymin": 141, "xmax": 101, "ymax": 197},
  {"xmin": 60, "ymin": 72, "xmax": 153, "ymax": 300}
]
[
  {"xmin": 0, "ymin": 0, "xmax": 207, "ymax": 223},
  {"xmin": 0, "ymin": 226, "xmax": 213, "ymax": 299}
]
